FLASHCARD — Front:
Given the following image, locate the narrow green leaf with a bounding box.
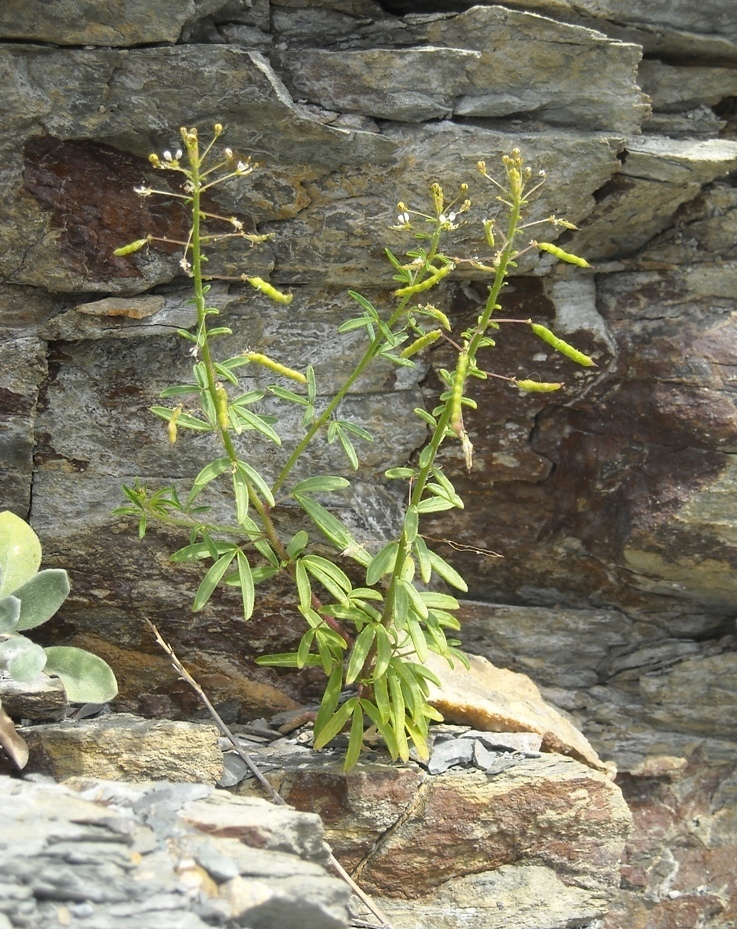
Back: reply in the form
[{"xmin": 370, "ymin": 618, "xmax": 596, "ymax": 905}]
[
  {"xmin": 293, "ymin": 494, "xmax": 353, "ymax": 551},
  {"xmin": 313, "ymin": 697, "xmax": 357, "ymax": 751},
  {"xmin": 159, "ymin": 384, "xmax": 199, "ymax": 398},
  {"xmin": 420, "ymin": 591, "xmax": 459, "ymax": 611},
  {"xmin": 337, "ymin": 316, "xmax": 376, "ymax": 334},
  {"xmin": 340, "ymin": 421, "xmax": 374, "ymax": 442},
  {"xmin": 366, "ymin": 541, "xmax": 399, "ymax": 587},
  {"xmin": 236, "ymin": 551, "xmax": 254, "ymax": 620},
  {"xmin": 374, "ymin": 624, "xmax": 392, "ymax": 679},
  {"xmin": 361, "ymin": 698, "xmax": 399, "ymax": 760},
  {"xmin": 403, "ymin": 506, "xmax": 419, "ymax": 545},
  {"xmin": 404, "ymin": 717, "xmax": 430, "ymax": 762},
  {"xmin": 427, "ymin": 549, "xmax": 468, "ymax": 592},
  {"xmin": 302, "ymin": 555, "xmax": 352, "ymax": 598},
  {"xmin": 235, "ymin": 460, "xmax": 275, "ymax": 507},
  {"xmin": 214, "ymin": 362, "xmax": 239, "ymax": 385},
  {"xmin": 337, "ymin": 428, "xmax": 359, "ymax": 470},
  {"xmin": 384, "ymin": 467, "xmax": 416, "ymax": 480},
  {"xmin": 233, "ymin": 407, "xmax": 282, "ymax": 445},
  {"xmin": 286, "ymin": 530, "xmax": 309, "ymax": 559},
  {"xmin": 392, "ymin": 578, "xmax": 409, "ymax": 631},
  {"xmin": 345, "ymin": 624, "xmax": 376, "ymax": 685},
  {"xmin": 399, "ymin": 578, "xmax": 429, "ymax": 620},
  {"xmin": 345, "ymin": 704, "xmax": 365, "ymax": 771},
  {"xmin": 193, "ymin": 549, "xmax": 237, "ymax": 611},
  {"xmin": 255, "ymin": 652, "xmax": 322, "ymax": 668},
  {"xmin": 177, "ymin": 412, "xmax": 214, "ymax": 432},
  {"xmin": 348, "ymin": 290, "xmax": 379, "ymax": 319},
  {"xmin": 373, "ymin": 671, "xmax": 390, "ymax": 724},
  {"xmin": 297, "ymin": 628, "xmax": 316, "ymax": 669},
  {"xmin": 314, "ymin": 665, "xmax": 344, "ymax": 735},
  {"xmin": 414, "ymin": 407, "xmax": 438, "ymax": 428},
  {"xmin": 187, "ymin": 457, "xmax": 232, "ymax": 507},
  {"xmin": 416, "ymin": 497, "xmax": 454, "ymax": 514},
  {"xmin": 406, "ymin": 661, "xmax": 442, "ymax": 688},
  {"xmin": 306, "ymin": 365, "xmax": 317, "ymax": 405},
  {"xmin": 292, "ymin": 476, "xmax": 351, "ymax": 495},
  {"xmin": 233, "ymin": 468, "xmax": 250, "ymax": 524},
  {"xmin": 406, "ymin": 613, "xmax": 428, "ymax": 662},
  {"xmin": 269, "ymin": 385, "xmax": 309, "ymax": 406},
  {"xmin": 295, "ymin": 559, "xmax": 312, "ymax": 613},
  {"xmin": 388, "ymin": 670, "xmax": 409, "ymax": 761},
  {"xmin": 413, "ymin": 535, "xmax": 432, "ymax": 584}
]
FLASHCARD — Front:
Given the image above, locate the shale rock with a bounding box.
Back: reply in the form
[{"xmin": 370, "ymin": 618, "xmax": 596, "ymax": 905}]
[{"xmin": 0, "ymin": 775, "xmax": 350, "ymax": 929}]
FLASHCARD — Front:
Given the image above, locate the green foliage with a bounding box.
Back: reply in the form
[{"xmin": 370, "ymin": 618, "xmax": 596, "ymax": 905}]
[
  {"xmin": 0, "ymin": 511, "xmax": 118, "ymax": 703},
  {"xmin": 115, "ymin": 131, "xmax": 594, "ymax": 770}
]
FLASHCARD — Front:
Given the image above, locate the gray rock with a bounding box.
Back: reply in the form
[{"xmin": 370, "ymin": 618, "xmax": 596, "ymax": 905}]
[
  {"xmin": 412, "ymin": 5, "xmax": 648, "ymax": 133},
  {"xmin": 0, "ymin": 0, "xmax": 233, "ymax": 46},
  {"xmin": 427, "ymin": 736, "xmax": 475, "ymax": 774},
  {"xmin": 0, "ymin": 774, "xmax": 351, "ymax": 929},
  {"xmin": 277, "ymin": 46, "xmax": 482, "ymax": 122}
]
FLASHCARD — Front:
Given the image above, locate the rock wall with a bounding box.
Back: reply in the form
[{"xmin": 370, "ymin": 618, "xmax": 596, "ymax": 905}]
[{"xmin": 1, "ymin": 2, "xmax": 736, "ymax": 927}]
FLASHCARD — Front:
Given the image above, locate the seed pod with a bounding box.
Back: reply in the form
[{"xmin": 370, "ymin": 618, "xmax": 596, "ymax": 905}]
[
  {"xmin": 535, "ymin": 241, "xmax": 591, "ymax": 268},
  {"xmin": 516, "ymin": 379, "xmax": 563, "ymax": 392},
  {"xmin": 113, "ymin": 237, "xmax": 150, "ymax": 257},
  {"xmin": 245, "ymin": 276, "xmax": 293, "ymax": 305},
  {"xmin": 531, "ymin": 324, "xmax": 596, "ymax": 367},
  {"xmin": 394, "ymin": 262, "xmax": 454, "ymax": 297},
  {"xmin": 167, "ymin": 405, "xmax": 182, "ymax": 444},
  {"xmin": 431, "ymin": 182, "xmax": 444, "ymax": 215},
  {"xmin": 450, "ymin": 349, "xmax": 470, "ymax": 438},
  {"xmin": 400, "ymin": 329, "xmax": 442, "ymax": 358},
  {"xmin": 246, "ymin": 352, "xmax": 308, "ymax": 384},
  {"xmin": 214, "ymin": 384, "xmax": 230, "ymax": 430}
]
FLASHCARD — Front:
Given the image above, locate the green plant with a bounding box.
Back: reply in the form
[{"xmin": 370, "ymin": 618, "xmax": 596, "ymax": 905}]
[
  {"xmin": 0, "ymin": 510, "xmax": 118, "ymax": 704},
  {"xmin": 114, "ymin": 127, "xmax": 594, "ymax": 770}
]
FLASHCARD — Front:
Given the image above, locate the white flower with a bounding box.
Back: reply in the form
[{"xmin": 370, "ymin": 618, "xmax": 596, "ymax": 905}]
[
  {"xmin": 163, "ymin": 150, "xmax": 173, "ymax": 162},
  {"xmin": 133, "ymin": 185, "xmax": 152, "ymax": 197},
  {"xmin": 397, "ymin": 212, "xmax": 410, "ymax": 226}
]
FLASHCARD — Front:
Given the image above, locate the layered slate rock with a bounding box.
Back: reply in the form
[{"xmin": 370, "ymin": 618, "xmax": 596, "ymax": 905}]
[{"xmin": 0, "ymin": 775, "xmax": 350, "ymax": 929}]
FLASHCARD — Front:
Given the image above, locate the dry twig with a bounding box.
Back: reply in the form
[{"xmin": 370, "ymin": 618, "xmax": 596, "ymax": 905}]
[{"xmin": 146, "ymin": 619, "xmax": 396, "ymax": 929}]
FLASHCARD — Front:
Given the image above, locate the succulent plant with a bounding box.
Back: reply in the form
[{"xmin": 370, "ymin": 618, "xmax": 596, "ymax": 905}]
[{"xmin": 0, "ymin": 510, "xmax": 118, "ymax": 704}]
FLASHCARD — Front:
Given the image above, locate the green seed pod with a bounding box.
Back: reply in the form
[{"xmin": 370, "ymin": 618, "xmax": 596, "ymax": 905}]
[
  {"xmin": 450, "ymin": 349, "xmax": 470, "ymax": 437},
  {"xmin": 516, "ymin": 379, "xmax": 563, "ymax": 392},
  {"xmin": 531, "ymin": 324, "xmax": 596, "ymax": 367},
  {"xmin": 245, "ymin": 276, "xmax": 293, "ymax": 305},
  {"xmin": 535, "ymin": 241, "xmax": 591, "ymax": 268},
  {"xmin": 113, "ymin": 238, "xmax": 150, "ymax": 257},
  {"xmin": 394, "ymin": 262, "xmax": 454, "ymax": 297},
  {"xmin": 431, "ymin": 182, "xmax": 444, "ymax": 215},
  {"xmin": 246, "ymin": 352, "xmax": 308, "ymax": 384},
  {"xmin": 400, "ymin": 329, "xmax": 442, "ymax": 358},
  {"xmin": 214, "ymin": 384, "xmax": 230, "ymax": 430}
]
